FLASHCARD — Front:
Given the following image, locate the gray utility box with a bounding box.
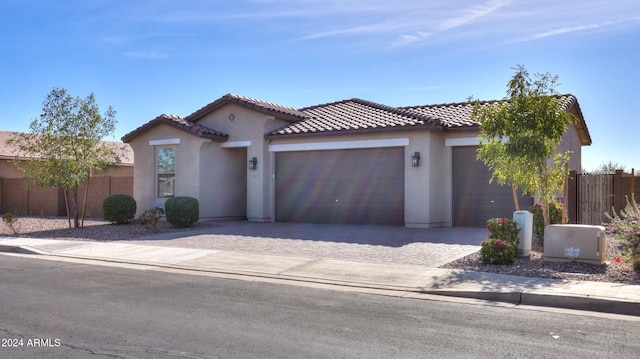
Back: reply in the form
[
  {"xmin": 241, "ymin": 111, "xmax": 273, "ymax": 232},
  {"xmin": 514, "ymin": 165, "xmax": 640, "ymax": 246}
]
[{"xmin": 543, "ymin": 224, "xmax": 607, "ymax": 265}]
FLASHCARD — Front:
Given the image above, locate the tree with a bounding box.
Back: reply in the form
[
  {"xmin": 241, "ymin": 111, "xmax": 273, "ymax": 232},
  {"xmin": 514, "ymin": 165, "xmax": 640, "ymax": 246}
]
[
  {"xmin": 8, "ymin": 87, "xmax": 125, "ymax": 228},
  {"xmin": 472, "ymin": 65, "xmax": 577, "ymax": 227},
  {"xmin": 589, "ymin": 160, "xmax": 626, "ymax": 174}
]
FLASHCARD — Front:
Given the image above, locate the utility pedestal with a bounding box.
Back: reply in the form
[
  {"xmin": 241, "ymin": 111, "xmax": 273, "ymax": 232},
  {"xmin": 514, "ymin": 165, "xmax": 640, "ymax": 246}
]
[{"xmin": 513, "ymin": 210, "xmax": 533, "ymax": 256}]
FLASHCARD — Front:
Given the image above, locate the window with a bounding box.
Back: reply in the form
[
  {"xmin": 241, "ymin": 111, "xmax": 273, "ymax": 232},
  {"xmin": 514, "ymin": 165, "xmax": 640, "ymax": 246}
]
[{"xmin": 157, "ymin": 147, "xmax": 175, "ymax": 198}]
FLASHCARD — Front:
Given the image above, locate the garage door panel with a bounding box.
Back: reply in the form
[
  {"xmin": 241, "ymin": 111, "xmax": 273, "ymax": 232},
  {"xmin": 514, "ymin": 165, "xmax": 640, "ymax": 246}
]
[
  {"xmin": 276, "ymin": 148, "xmax": 404, "ymax": 225},
  {"xmin": 452, "ymin": 146, "xmax": 533, "ymax": 227}
]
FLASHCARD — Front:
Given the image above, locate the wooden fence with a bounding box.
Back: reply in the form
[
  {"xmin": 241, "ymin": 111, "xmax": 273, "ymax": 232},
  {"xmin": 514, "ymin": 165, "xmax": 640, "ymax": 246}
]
[
  {"xmin": 0, "ymin": 176, "xmax": 133, "ymax": 218},
  {"xmin": 567, "ymin": 170, "xmax": 636, "ymax": 225}
]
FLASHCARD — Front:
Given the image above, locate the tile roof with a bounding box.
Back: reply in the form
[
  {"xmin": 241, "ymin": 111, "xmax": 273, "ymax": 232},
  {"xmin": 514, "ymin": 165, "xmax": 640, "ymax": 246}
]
[
  {"xmin": 0, "ymin": 130, "xmax": 134, "ymax": 165},
  {"xmin": 121, "ymin": 114, "xmax": 228, "ymax": 143},
  {"xmin": 266, "ymin": 98, "xmax": 441, "ymax": 138},
  {"xmin": 400, "ymin": 94, "xmax": 591, "ymax": 145},
  {"xmin": 122, "ymin": 93, "xmax": 590, "ymax": 146},
  {"xmin": 401, "ymin": 100, "xmax": 501, "ymax": 129},
  {"xmin": 185, "ymin": 93, "xmax": 308, "ymax": 122}
]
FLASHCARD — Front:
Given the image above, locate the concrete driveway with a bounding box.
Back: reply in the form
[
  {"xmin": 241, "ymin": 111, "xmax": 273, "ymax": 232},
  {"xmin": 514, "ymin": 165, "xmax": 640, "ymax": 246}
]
[{"xmin": 125, "ymin": 221, "xmax": 489, "ymax": 268}]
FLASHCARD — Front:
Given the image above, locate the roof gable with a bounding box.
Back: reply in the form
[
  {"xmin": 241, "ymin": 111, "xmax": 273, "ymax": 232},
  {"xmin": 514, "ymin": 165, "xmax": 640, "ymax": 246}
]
[
  {"xmin": 185, "ymin": 93, "xmax": 309, "ymax": 123},
  {"xmin": 121, "ymin": 114, "xmax": 228, "ymax": 143}
]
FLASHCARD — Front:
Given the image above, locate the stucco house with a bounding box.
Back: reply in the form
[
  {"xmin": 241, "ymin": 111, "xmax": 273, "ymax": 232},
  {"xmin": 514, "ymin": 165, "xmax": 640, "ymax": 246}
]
[
  {"xmin": 0, "ymin": 130, "xmax": 134, "ymax": 217},
  {"xmin": 122, "ymin": 94, "xmax": 591, "ymax": 227}
]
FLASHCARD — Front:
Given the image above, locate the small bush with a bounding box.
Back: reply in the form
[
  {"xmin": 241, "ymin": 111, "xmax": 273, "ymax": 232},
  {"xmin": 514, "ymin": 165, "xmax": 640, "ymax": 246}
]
[
  {"xmin": 480, "ymin": 238, "xmax": 515, "ymax": 265},
  {"xmin": 605, "ymin": 195, "xmax": 640, "ymax": 271},
  {"xmin": 164, "ymin": 196, "xmax": 199, "ymax": 228},
  {"xmin": 141, "ymin": 207, "xmax": 164, "ymax": 233},
  {"xmin": 2, "ymin": 212, "xmax": 20, "ymax": 234},
  {"xmin": 103, "ymin": 194, "xmax": 136, "ymax": 224},
  {"xmin": 487, "ymin": 217, "xmax": 520, "ymax": 248},
  {"xmin": 528, "ymin": 203, "xmax": 563, "ymax": 244}
]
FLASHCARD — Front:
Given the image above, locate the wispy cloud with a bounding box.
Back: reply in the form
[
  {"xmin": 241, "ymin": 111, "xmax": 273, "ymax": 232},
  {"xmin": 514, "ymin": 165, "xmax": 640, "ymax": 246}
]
[
  {"xmin": 524, "ymin": 16, "xmax": 640, "ymax": 42},
  {"xmin": 529, "ymin": 24, "xmax": 606, "ymax": 40},
  {"xmin": 393, "ymin": 0, "xmax": 512, "ymax": 47},
  {"xmin": 91, "ymin": 0, "xmax": 640, "ymax": 57}
]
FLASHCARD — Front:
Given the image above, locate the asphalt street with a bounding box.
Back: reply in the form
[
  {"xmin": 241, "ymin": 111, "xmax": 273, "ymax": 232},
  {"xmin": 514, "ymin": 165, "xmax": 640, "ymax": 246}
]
[{"xmin": 1, "ymin": 254, "xmax": 638, "ymax": 359}]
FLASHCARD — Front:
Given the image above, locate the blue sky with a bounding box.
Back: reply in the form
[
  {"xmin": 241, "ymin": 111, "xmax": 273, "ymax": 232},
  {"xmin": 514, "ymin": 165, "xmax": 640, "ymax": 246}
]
[{"xmin": 1, "ymin": 0, "xmax": 639, "ymax": 171}]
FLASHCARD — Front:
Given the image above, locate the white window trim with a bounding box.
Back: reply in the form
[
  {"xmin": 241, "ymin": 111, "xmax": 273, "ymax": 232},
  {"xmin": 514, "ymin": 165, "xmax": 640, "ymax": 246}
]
[
  {"xmin": 149, "ymin": 138, "xmax": 180, "ymax": 146},
  {"xmin": 220, "ymin": 140, "xmax": 252, "ymax": 148},
  {"xmin": 445, "ymin": 137, "xmax": 479, "ymax": 147},
  {"xmin": 269, "ymin": 138, "xmax": 410, "ymax": 152}
]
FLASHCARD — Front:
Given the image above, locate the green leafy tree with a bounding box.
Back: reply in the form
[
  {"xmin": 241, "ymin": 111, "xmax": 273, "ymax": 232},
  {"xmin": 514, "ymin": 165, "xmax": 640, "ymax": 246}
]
[
  {"xmin": 8, "ymin": 88, "xmax": 124, "ymax": 228},
  {"xmin": 472, "ymin": 65, "xmax": 577, "ymax": 227}
]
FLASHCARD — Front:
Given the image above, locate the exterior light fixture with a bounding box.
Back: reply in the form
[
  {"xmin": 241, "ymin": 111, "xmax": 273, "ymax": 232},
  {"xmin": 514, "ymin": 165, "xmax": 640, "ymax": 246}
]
[
  {"xmin": 411, "ymin": 152, "xmax": 420, "ymax": 167},
  {"xmin": 249, "ymin": 157, "xmax": 258, "ymax": 170}
]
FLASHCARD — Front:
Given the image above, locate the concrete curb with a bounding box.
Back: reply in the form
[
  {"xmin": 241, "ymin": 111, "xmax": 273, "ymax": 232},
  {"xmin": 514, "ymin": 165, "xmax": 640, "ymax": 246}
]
[
  {"xmin": 1, "ymin": 242, "xmax": 638, "ymax": 316},
  {"xmin": 0, "ymin": 244, "xmax": 48, "ymax": 255},
  {"xmin": 421, "ymin": 290, "xmax": 640, "ymax": 317}
]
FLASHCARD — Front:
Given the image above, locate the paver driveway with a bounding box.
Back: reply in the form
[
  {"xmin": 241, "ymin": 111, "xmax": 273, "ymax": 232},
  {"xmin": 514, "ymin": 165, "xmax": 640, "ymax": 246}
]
[{"xmin": 124, "ymin": 221, "xmax": 489, "ymax": 268}]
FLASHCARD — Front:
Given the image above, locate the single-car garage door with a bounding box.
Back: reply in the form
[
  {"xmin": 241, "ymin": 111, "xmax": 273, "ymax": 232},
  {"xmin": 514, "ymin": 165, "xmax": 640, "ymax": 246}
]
[
  {"xmin": 276, "ymin": 147, "xmax": 404, "ymax": 225},
  {"xmin": 452, "ymin": 146, "xmax": 533, "ymax": 227}
]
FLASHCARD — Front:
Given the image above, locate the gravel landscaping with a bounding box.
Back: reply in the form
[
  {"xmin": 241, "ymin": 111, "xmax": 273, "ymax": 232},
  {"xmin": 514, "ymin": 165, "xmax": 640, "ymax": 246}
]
[{"xmin": 1, "ymin": 216, "xmax": 638, "ymax": 285}]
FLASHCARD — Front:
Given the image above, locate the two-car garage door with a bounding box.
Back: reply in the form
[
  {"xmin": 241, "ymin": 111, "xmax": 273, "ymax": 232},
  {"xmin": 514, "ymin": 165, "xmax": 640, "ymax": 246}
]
[
  {"xmin": 275, "ymin": 145, "xmax": 527, "ymax": 227},
  {"xmin": 275, "ymin": 147, "xmax": 404, "ymax": 225}
]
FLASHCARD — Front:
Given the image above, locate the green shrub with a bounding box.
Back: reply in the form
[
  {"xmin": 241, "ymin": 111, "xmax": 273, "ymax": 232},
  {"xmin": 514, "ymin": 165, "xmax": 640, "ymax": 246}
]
[
  {"xmin": 480, "ymin": 238, "xmax": 515, "ymax": 265},
  {"xmin": 102, "ymin": 194, "xmax": 136, "ymax": 224},
  {"xmin": 484, "ymin": 217, "xmax": 519, "ymax": 264},
  {"xmin": 141, "ymin": 207, "xmax": 164, "ymax": 233},
  {"xmin": 605, "ymin": 195, "xmax": 640, "ymax": 271},
  {"xmin": 486, "ymin": 217, "xmax": 520, "ymax": 248},
  {"xmin": 528, "ymin": 203, "xmax": 563, "ymax": 244},
  {"xmin": 164, "ymin": 196, "xmax": 199, "ymax": 228}
]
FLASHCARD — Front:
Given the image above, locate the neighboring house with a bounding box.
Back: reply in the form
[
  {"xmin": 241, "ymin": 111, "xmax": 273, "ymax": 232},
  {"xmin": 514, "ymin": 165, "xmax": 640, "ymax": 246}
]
[
  {"xmin": 122, "ymin": 94, "xmax": 591, "ymax": 227},
  {"xmin": 0, "ymin": 130, "xmax": 134, "ymax": 217}
]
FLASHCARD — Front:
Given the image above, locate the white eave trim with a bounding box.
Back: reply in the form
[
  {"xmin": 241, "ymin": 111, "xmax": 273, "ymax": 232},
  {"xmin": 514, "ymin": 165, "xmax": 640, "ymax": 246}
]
[
  {"xmin": 445, "ymin": 137, "xmax": 479, "ymax": 147},
  {"xmin": 269, "ymin": 138, "xmax": 410, "ymax": 152},
  {"xmin": 220, "ymin": 140, "xmax": 252, "ymax": 148},
  {"xmin": 149, "ymin": 138, "xmax": 180, "ymax": 146}
]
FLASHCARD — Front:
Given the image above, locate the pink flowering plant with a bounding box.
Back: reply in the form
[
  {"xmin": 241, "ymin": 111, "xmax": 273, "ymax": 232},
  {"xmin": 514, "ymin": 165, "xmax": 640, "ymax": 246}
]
[
  {"xmin": 482, "ymin": 217, "xmax": 519, "ymax": 264},
  {"xmin": 481, "ymin": 238, "xmax": 515, "ymax": 265},
  {"xmin": 486, "ymin": 217, "xmax": 520, "ymax": 248},
  {"xmin": 605, "ymin": 195, "xmax": 640, "ymax": 271}
]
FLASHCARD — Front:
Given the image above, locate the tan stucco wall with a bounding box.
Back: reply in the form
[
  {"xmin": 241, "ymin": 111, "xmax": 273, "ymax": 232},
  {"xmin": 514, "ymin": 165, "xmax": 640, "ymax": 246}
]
[
  {"xmin": 128, "ymin": 105, "xmax": 290, "ymax": 220},
  {"xmin": 199, "ymin": 141, "xmax": 247, "ymax": 219},
  {"xmin": 557, "ymin": 122, "xmax": 583, "ymax": 172},
  {"xmin": 0, "ymin": 160, "xmax": 24, "ymax": 178},
  {"xmin": 195, "ymin": 104, "xmax": 290, "ymax": 221},
  {"xmin": 128, "ymin": 123, "xmax": 208, "ymax": 215}
]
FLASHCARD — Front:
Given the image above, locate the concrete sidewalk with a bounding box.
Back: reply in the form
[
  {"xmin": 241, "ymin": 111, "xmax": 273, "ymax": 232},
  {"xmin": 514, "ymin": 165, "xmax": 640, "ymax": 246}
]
[{"xmin": 0, "ymin": 237, "xmax": 638, "ymax": 316}]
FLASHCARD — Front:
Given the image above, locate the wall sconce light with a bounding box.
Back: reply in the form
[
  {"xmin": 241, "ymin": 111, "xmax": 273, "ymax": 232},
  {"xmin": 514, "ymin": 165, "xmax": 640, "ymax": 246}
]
[
  {"xmin": 249, "ymin": 157, "xmax": 258, "ymax": 170},
  {"xmin": 411, "ymin": 152, "xmax": 420, "ymax": 167}
]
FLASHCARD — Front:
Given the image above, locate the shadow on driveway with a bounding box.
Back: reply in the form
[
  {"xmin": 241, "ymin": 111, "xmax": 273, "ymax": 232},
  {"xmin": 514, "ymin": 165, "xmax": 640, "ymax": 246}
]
[{"xmin": 133, "ymin": 221, "xmax": 489, "ymax": 248}]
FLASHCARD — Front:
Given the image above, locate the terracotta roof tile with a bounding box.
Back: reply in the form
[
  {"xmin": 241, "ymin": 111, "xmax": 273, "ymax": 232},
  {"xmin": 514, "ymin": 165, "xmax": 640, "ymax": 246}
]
[
  {"xmin": 185, "ymin": 93, "xmax": 308, "ymax": 122},
  {"xmin": 402, "ymin": 94, "xmax": 584, "ymax": 131},
  {"xmin": 1, "ymin": 130, "xmax": 134, "ymax": 164},
  {"xmin": 267, "ymin": 99, "xmax": 440, "ymax": 137},
  {"xmin": 122, "ymin": 93, "xmax": 590, "ymax": 145},
  {"xmin": 401, "ymin": 100, "xmax": 500, "ymax": 129},
  {"xmin": 121, "ymin": 114, "xmax": 228, "ymax": 143}
]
